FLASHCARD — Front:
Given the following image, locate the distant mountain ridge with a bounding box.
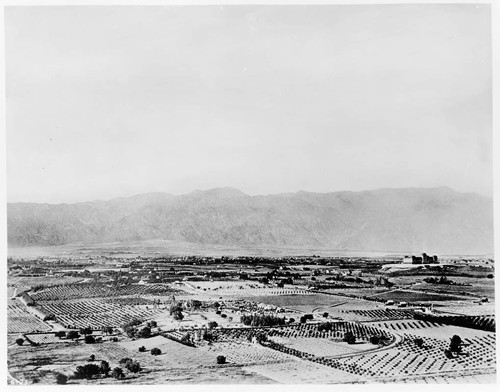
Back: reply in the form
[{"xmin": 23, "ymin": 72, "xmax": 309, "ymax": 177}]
[{"xmin": 7, "ymin": 187, "xmax": 494, "ymax": 254}]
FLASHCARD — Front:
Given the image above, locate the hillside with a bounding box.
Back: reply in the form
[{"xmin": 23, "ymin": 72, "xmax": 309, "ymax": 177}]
[{"xmin": 7, "ymin": 187, "xmax": 494, "ymax": 254}]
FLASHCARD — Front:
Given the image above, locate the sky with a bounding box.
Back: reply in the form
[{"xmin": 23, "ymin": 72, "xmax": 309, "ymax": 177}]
[{"xmin": 4, "ymin": 4, "xmax": 493, "ymax": 203}]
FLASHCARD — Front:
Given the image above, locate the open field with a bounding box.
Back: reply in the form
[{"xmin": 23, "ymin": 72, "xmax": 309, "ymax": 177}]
[
  {"xmin": 241, "ymin": 293, "xmax": 346, "ymax": 313},
  {"xmin": 371, "ymin": 289, "xmax": 467, "ymax": 302},
  {"xmin": 7, "ymin": 253, "xmax": 496, "ymax": 385}
]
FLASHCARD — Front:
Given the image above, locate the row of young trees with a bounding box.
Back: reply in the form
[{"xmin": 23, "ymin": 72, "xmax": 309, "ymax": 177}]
[{"xmin": 240, "ymin": 314, "xmax": 286, "ymax": 327}]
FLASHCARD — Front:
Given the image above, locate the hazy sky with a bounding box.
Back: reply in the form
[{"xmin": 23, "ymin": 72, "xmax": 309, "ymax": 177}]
[{"xmin": 5, "ymin": 4, "xmax": 492, "ymax": 203}]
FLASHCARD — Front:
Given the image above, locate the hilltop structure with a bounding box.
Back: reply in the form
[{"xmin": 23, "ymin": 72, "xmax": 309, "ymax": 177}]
[{"xmin": 402, "ymin": 253, "xmax": 439, "ymax": 265}]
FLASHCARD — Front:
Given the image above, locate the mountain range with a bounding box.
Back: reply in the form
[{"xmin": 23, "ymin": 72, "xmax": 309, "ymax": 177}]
[{"xmin": 7, "ymin": 187, "xmax": 494, "ymax": 255}]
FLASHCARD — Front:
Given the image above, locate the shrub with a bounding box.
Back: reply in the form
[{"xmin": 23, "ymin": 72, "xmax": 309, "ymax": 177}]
[
  {"xmin": 55, "ymin": 373, "xmax": 68, "ymax": 384},
  {"xmin": 15, "ymin": 338, "xmax": 24, "ymax": 346},
  {"xmin": 216, "ymin": 355, "xmax": 226, "ymax": 364},
  {"xmin": 151, "ymin": 348, "xmax": 161, "ymax": 356}
]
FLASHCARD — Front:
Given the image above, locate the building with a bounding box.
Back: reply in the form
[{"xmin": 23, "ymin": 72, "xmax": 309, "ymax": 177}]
[{"xmin": 402, "ymin": 253, "xmax": 439, "ymax": 264}]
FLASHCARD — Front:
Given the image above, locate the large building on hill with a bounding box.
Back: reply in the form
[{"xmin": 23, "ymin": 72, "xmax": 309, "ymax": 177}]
[{"xmin": 402, "ymin": 253, "xmax": 439, "ymax": 264}]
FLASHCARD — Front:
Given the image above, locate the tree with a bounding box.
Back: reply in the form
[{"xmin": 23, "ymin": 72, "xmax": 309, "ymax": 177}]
[
  {"xmin": 54, "ymin": 331, "xmax": 66, "ymax": 339},
  {"xmin": 124, "ymin": 326, "xmax": 137, "ymax": 338},
  {"xmin": 138, "ymin": 346, "xmax": 146, "ymax": 352},
  {"xmin": 450, "ymin": 335, "xmax": 463, "ymax": 354},
  {"xmin": 85, "ymin": 335, "xmax": 96, "ymax": 344},
  {"xmin": 100, "ymin": 360, "xmax": 111, "ymax": 376},
  {"xmin": 89, "ymin": 354, "xmax": 96, "ymax": 362},
  {"xmin": 119, "ymin": 357, "xmax": 133, "ymax": 366},
  {"xmin": 180, "ymin": 332, "xmax": 192, "ymax": 345},
  {"xmin": 136, "ymin": 326, "xmax": 151, "ymax": 339},
  {"xmin": 74, "ymin": 364, "xmax": 100, "ymax": 380},
  {"xmin": 15, "ymin": 338, "xmax": 24, "ymax": 346},
  {"xmin": 343, "ymin": 331, "xmax": 356, "ymax": 345},
  {"xmin": 169, "ymin": 302, "xmax": 183, "ymax": 315},
  {"xmin": 151, "ymin": 348, "xmax": 161, "ymax": 356},
  {"xmin": 112, "ymin": 367, "xmax": 125, "ymax": 380},
  {"xmin": 80, "ymin": 327, "xmax": 93, "ymax": 336},
  {"xmin": 370, "ymin": 336, "xmax": 380, "ymax": 345},
  {"xmin": 173, "ymin": 310, "xmax": 184, "ymax": 321},
  {"xmin": 207, "ymin": 321, "xmax": 218, "ymax": 329},
  {"xmin": 323, "ymin": 312, "xmax": 329, "ymax": 318},
  {"xmin": 67, "ymin": 331, "xmax": 80, "ymax": 341},
  {"xmin": 101, "ymin": 326, "xmax": 113, "ymax": 335},
  {"xmin": 414, "ymin": 337, "xmax": 424, "ymax": 348},
  {"xmin": 55, "ymin": 373, "xmax": 68, "ymax": 384},
  {"xmin": 216, "ymin": 355, "xmax": 226, "ymax": 364}
]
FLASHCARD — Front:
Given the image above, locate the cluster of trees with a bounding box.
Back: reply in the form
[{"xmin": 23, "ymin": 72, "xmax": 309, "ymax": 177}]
[
  {"xmin": 121, "ymin": 319, "xmax": 151, "ymax": 338},
  {"xmin": 119, "ymin": 358, "xmax": 142, "ymax": 373},
  {"xmin": 343, "ymin": 331, "xmax": 356, "ymax": 345},
  {"xmin": 240, "ymin": 314, "xmax": 286, "ymax": 327},
  {"xmin": 317, "ymin": 322, "xmax": 334, "ymax": 332},
  {"xmin": 169, "ymin": 302, "xmax": 184, "ymax": 321},
  {"xmin": 101, "ymin": 326, "xmax": 114, "ymax": 335},
  {"xmin": 299, "ymin": 314, "xmax": 314, "ymax": 323},
  {"xmin": 72, "ymin": 360, "xmax": 111, "ymax": 380},
  {"xmin": 414, "ymin": 312, "xmax": 495, "ymax": 332},
  {"xmin": 207, "ymin": 321, "xmax": 218, "ymax": 329},
  {"xmin": 247, "ymin": 331, "xmax": 268, "ymax": 344},
  {"xmin": 424, "ymin": 276, "xmax": 455, "ymax": 285}
]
